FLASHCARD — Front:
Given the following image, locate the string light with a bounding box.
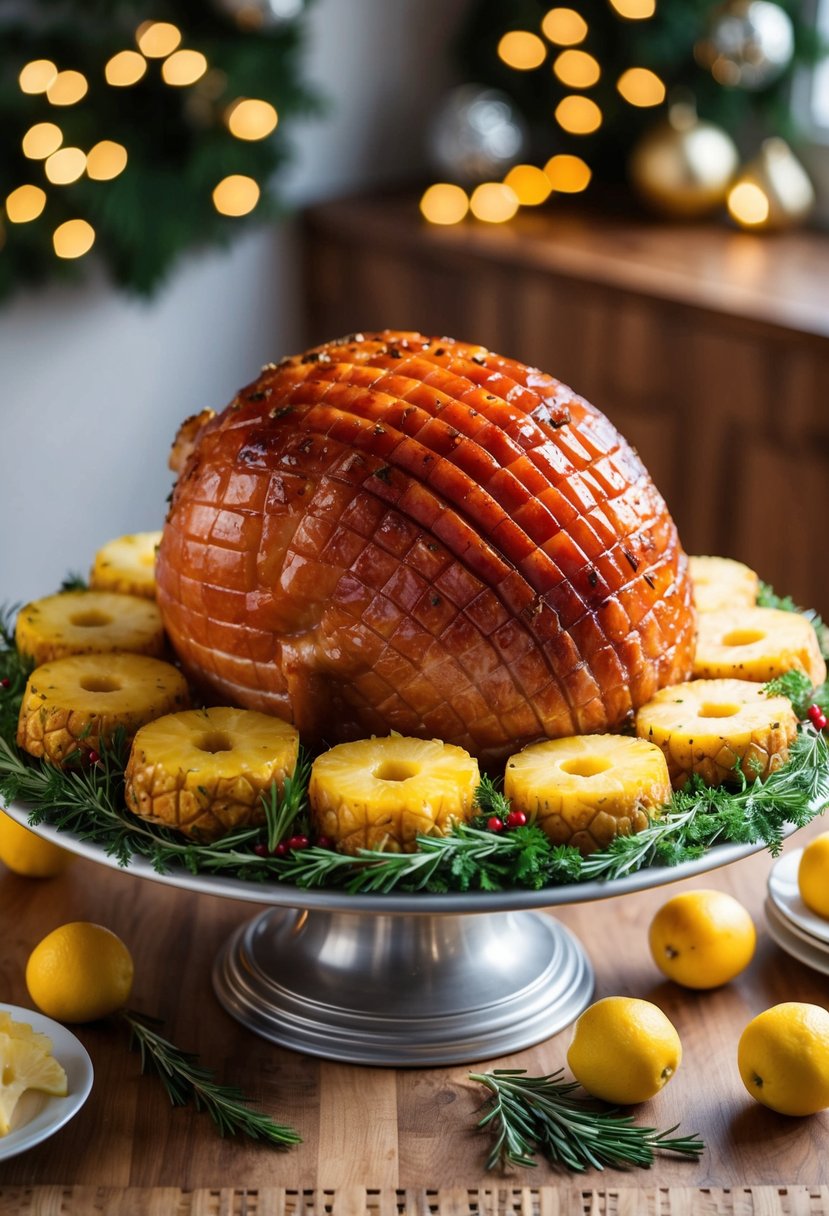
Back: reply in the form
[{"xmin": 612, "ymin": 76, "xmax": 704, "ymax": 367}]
[
  {"xmin": 136, "ymin": 21, "xmax": 182, "ymax": 58},
  {"xmin": 497, "ymin": 31, "xmax": 547, "ymax": 70},
  {"xmin": 544, "ymin": 153, "xmax": 592, "ymax": 192},
  {"xmin": 212, "ymin": 174, "xmax": 260, "ymax": 216},
  {"xmin": 553, "ymin": 49, "xmax": 601, "ymax": 88},
  {"xmin": 469, "ymin": 182, "xmax": 519, "ymax": 223},
  {"xmin": 555, "ymin": 95, "xmax": 602, "ymax": 134},
  {"xmin": 86, "ymin": 141, "xmax": 128, "ymax": 181},
  {"xmin": 46, "ymin": 70, "xmax": 88, "ymax": 106},
  {"xmin": 608, "ymin": 0, "xmax": 656, "ymax": 18},
  {"xmin": 18, "ymin": 60, "xmax": 58, "ymax": 94},
  {"xmin": 162, "ymin": 49, "xmax": 208, "ymax": 86},
  {"xmin": 53, "ymin": 219, "xmax": 95, "ymax": 259},
  {"xmin": 226, "ymin": 98, "xmax": 278, "ymax": 140},
  {"xmin": 5, "ymin": 185, "xmax": 47, "ymax": 224},
  {"xmin": 727, "ymin": 182, "xmax": 770, "ymax": 227},
  {"xmin": 504, "ymin": 164, "xmax": 552, "ymax": 205},
  {"xmin": 22, "ymin": 123, "xmax": 63, "ymax": 160},
  {"xmin": 105, "ymin": 51, "xmax": 147, "ymax": 87},
  {"xmin": 617, "ymin": 67, "xmax": 665, "ymax": 106},
  {"xmin": 419, "ymin": 183, "xmax": 469, "ymax": 225},
  {"xmin": 44, "ymin": 147, "xmax": 87, "ymax": 185},
  {"xmin": 540, "ymin": 9, "xmax": 588, "ymax": 45}
]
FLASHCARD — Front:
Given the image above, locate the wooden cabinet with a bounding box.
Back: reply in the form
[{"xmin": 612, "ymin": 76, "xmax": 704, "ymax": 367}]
[{"xmin": 303, "ymin": 195, "xmax": 829, "ymax": 614}]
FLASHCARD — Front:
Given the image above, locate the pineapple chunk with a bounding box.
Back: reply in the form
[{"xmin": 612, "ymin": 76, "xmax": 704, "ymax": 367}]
[
  {"xmin": 16, "ymin": 591, "xmax": 165, "ymax": 666},
  {"xmin": 636, "ymin": 678, "xmax": 797, "ymax": 788},
  {"xmin": 309, "ymin": 735, "xmax": 479, "ymax": 855},
  {"xmin": 0, "ymin": 1027, "xmax": 67, "ymax": 1136},
  {"xmin": 504, "ymin": 734, "xmax": 671, "ymax": 855},
  {"xmin": 125, "ymin": 706, "xmax": 299, "ymax": 841},
  {"xmin": 17, "ymin": 653, "xmax": 190, "ymax": 766},
  {"xmin": 90, "ymin": 531, "xmax": 162, "ymax": 600},
  {"xmin": 694, "ymin": 606, "xmax": 826, "ymax": 686},
  {"xmin": 689, "ymin": 555, "xmax": 759, "ymax": 613}
]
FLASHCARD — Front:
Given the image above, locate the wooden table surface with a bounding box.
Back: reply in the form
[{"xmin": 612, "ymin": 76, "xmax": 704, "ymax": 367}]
[{"xmin": 1, "ymin": 815, "xmax": 828, "ymax": 1213}]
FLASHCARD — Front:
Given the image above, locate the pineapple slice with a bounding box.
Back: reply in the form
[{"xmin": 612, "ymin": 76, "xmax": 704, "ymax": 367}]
[
  {"xmin": 0, "ymin": 1029, "xmax": 68, "ymax": 1136},
  {"xmin": 694, "ymin": 606, "xmax": 826, "ymax": 686},
  {"xmin": 636, "ymin": 678, "xmax": 797, "ymax": 788},
  {"xmin": 504, "ymin": 735, "xmax": 670, "ymax": 854},
  {"xmin": 16, "ymin": 591, "xmax": 165, "ymax": 666},
  {"xmin": 17, "ymin": 653, "xmax": 190, "ymax": 766},
  {"xmin": 124, "ymin": 706, "xmax": 299, "ymax": 841},
  {"xmin": 308, "ymin": 734, "xmax": 480, "ymax": 855},
  {"xmin": 90, "ymin": 531, "xmax": 162, "ymax": 600},
  {"xmin": 689, "ymin": 555, "xmax": 759, "ymax": 613}
]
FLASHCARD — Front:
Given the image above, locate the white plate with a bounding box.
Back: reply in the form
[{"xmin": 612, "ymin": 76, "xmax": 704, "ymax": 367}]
[
  {"xmin": 764, "ymin": 897, "xmax": 829, "ymax": 977},
  {"xmin": 0, "ymin": 1005, "xmax": 93, "ymax": 1161},
  {"xmin": 767, "ymin": 848, "xmax": 829, "ymax": 946}
]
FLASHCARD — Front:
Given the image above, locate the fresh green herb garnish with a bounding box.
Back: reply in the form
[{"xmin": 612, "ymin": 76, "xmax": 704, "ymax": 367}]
[
  {"xmin": 262, "ymin": 747, "xmax": 312, "ymax": 851},
  {"xmin": 470, "ymin": 1069, "xmax": 703, "ymax": 1173},
  {"xmin": 58, "ymin": 571, "xmax": 88, "ymax": 593},
  {"xmin": 121, "ymin": 1010, "xmax": 301, "ymax": 1147}
]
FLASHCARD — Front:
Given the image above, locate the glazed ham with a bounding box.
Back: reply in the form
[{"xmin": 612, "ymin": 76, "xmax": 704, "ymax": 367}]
[{"xmin": 156, "ymin": 332, "xmax": 695, "ymax": 764}]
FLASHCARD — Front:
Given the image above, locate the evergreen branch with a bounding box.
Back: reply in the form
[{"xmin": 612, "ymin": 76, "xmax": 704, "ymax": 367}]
[
  {"xmin": 58, "ymin": 572, "xmax": 88, "ymax": 592},
  {"xmin": 121, "ymin": 1010, "xmax": 301, "ymax": 1147},
  {"xmin": 473, "ymin": 772, "xmax": 512, "ymax": 820},
  {"xmin": 470, "ymin": 1069, "xmax": 704, "ymax": 1173},
  {"xmin": 764, "ymin": 669, "xmax": 816, "ymax": 719},
  {"xmin": 0, "ymin": 604, "xmax": 32, "ymax": 742}
]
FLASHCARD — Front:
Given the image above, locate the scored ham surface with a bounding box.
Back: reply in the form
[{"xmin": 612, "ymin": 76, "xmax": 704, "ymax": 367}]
[{"xmin": 156, "ymin": 331, "xmax": 695, "ymax": 765}]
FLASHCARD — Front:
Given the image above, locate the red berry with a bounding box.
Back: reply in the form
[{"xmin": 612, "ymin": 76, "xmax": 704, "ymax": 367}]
[
  {"xmin": 506, "ymin": 810, "xmax": 527, "ymax": 828},
  {"xmin": 87, "ymin": 750, "xmax": 101, "ymax": 765},
  {"xmin": 273, "ymin": 842, "xmax": 288, "ymax": 857},
  {"xmin": 254, "ymin": 843, "xmax": 269, "ymax": 858},
  {"xmin": 287, "ymin": 834, "xmax": 310, "ymax": 850},
  {"xmin": 808, "ymin": 704, "xmax": 828, "ymax": 730},
  {"xmin": 315, "ymin": 836, "xmax": 334, "ymax": 849},
  {"xmin": 0, "ymin": 677, "xmax": 10, "ymax": 689},
  {"xmin": 486, "ymin": 816, "xmax": 504, "ymax": 833}
]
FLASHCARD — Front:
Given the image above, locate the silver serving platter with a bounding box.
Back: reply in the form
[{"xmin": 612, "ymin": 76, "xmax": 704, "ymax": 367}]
[{"xmin": 4, "ymin": 800, "xmax": 786, "ymax": 1067}]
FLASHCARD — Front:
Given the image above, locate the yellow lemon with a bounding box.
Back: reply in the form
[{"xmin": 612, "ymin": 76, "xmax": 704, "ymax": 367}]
[
  {"xmin": 738, "ymin": 1003, "xmax": 829, "ymax": 1116},
  {"xmin": 798, "ymin": 832, "xmax": 829, "ymax": 920},
  {"xmin": 566, "ymin": 996, "xmax": 682, "ymax": 1105},
  {"xmin": 0, "ymin": 811, "xmax": 73, "ymax": 878},
  {"xmin": 26, "ymin": 922, "xmax": 134, "ymax": 1023},
  {"xmin": 648, "ymin": 888, "xmax": 756, "ymax": 989}
]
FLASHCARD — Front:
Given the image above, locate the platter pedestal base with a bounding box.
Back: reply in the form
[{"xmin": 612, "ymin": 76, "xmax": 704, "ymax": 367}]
[{"xmin": 212, "ymin": 906, "xmax": 594, "ymax": 1066}]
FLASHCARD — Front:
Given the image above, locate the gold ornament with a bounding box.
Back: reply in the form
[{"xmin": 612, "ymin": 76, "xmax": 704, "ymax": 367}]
[
  {"xmin": 696, "ymin": 0, "xmax": 795, "ymax": 91},
  {"xmin": 628, "ymin": 101, "xmax": 739, "ymax": 218},
  {"xmin": 727, "ymin": 138, "xmax": 815, "ymax": 230}
]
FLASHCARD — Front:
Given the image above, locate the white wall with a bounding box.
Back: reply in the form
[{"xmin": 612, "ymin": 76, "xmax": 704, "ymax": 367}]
[{"xmin": 0, "ymin": 0, "xmax": 468, "ymax": 603}]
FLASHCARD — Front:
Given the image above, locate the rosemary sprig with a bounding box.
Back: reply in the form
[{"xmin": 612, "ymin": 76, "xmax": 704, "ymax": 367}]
[
  {"xmin": 58, "ymin": 571, "xmax": 88, "ymax": 592},
  {"xmin": 0, "ymin": 604, "xmax": 32, "ymax": 742},
  {"xmin": 470, "ymin": 1069, "xmax": 703, "ymax": 1173},
  {"xmin": 121, "ymin": 1010, "xmax": 301, "ymax": 1146},
  {"xmin": 765, "ymin": 668, "xmax": 816, "ymax": 719},
  {"xmin": 262, "ymin": 746, "xmax": 312, "ymax": 850}
]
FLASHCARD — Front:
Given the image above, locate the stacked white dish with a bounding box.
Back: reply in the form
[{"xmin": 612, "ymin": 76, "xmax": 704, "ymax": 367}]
[{"xmin": 766, "ymin": 848, "xmax": 829, "ymax": 975}]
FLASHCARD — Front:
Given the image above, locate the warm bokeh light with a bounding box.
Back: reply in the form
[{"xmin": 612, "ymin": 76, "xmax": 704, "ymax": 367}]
[
  {"xmin": 47, "ymin": 70, "xmax": 88, "ymax": 106},
  {"xmin": 553, "ymin": 49, "xmax": 601, "ymax": 88},
  {"xmin": 18, "ymin": 60, "xmax": 58, "ymax": 95},
  {"xmin": 44, "ymin": 147, "xmax": 87, "ymax": 185},
  {"xmin": 554, "ymin": 95, "xmax": 602, "ymax": 134},
  {"xmin": 105, "ymin": 50, "xmax": 147, "ymax": 87},
  {"xmin": 136, "ymin": 21, "xmax": 182, "ymax": 58},
  {"xmin": 419, "ymin": 183, "xmax": 469, "ymax": 225},
  {"xmin": 541, "ymin": 8, "xmax": 588, "ymax": 45},
  {"xmin": 22, "ymin": 122, "xmax": 63, "ymax": 160},
  {"xmin": 497, "ymin": 30, "xmax": 547, "ymax": 70},
  {"xmin": 5, "ymin": 185, "xmax": 47, "ymax": 224},
  {"xmin": 609, "ymin": 0, "xmax": 656, "ymax": 17},
  {"xmin": 728, "ymin": 181, "xmax": 770, "ymax": 227},
  {"xmin": 226, "ymin": 98, "xmax": 279, "ymax": 140},
  {"xmin": 86, "ymin": 140, "xmax": 128, "ymax": 181},
  {"xmin": 469, "ymin": 182, "xmax": 519, "ymax": 223},
  {"xmin": 617, "ymin": 67, "xmax": 666, "ymax": 106},
  {"xmin": 504, "ymin": 164, "xmax": 552, "ymax": 205},
  {"xmin": 162, "ymin": 49, "xmax": 208, "ymax": 86},
  {"xmin": 212, "ymin": 174, "xmax": 260, "ymax": 216},
  {"xmin": 544, "ymin": 153, "xmax": 592, "ymax": 192},
  {"xmin": 53, "ymin": 218, "xmax": 95, "ymax": 259}
]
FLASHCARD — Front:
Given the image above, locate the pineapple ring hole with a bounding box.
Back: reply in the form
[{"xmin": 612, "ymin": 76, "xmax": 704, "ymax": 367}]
[
  {"xmin": 69, "ymin": 610, "xmax": 113, "ymax": 629},
  {"xmin": 373, "ymin": 759, "xmax": 420, "ymax": 782},
  {"xmin": 722, "ymin": 629, "xmax": 766, "ymax": 647},
  {"xmin": 698, "ymin": 702, "xmax": 741, "ymax": 719},
  {"xmin": 194, "ymin": 731, "xmax": 233, "ymax": 754},
  {"xmin": 79, "ymin": 676, "xmax": 122, "ymax": 694},
  {"xmin": 560, "ymin": 756, "xmax": 612, "ymax": 778}
]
